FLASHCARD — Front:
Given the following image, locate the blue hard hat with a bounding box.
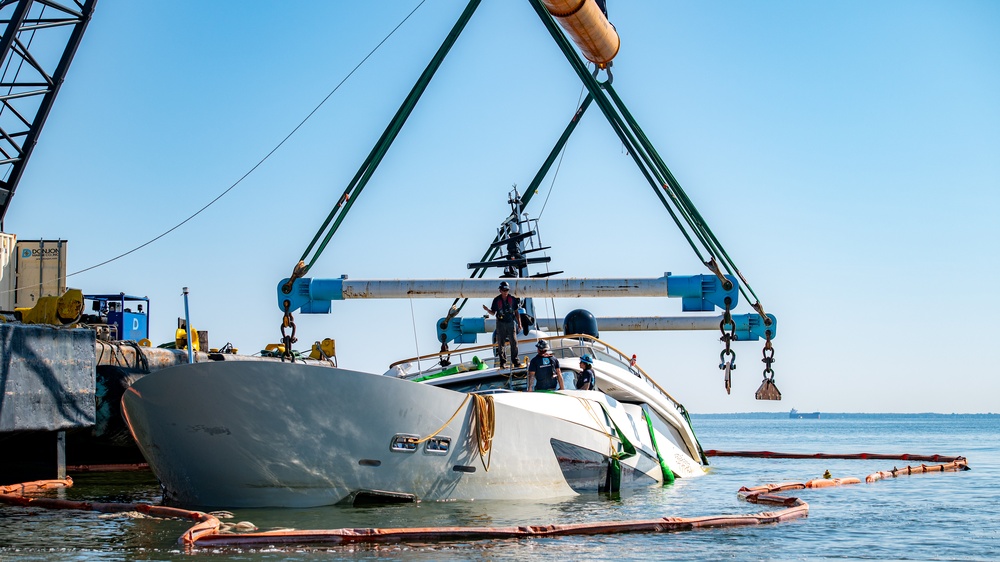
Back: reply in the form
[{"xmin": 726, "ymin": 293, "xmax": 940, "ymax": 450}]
[
  {"xmin": 580, "ymin": 354, "xmax": 594, "ymax": 365},
  {"xmin": 499, "ymin": 281, "xmax": 510, "ymax": 290}
]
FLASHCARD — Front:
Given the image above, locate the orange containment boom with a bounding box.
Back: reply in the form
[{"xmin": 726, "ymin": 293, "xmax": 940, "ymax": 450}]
[
  {"xmin": 0, "ymin": 456, "xmax": 970, "ymax": 551},
  {"xmin": 186, "ymin": 501, "xmax": 808, "ymax": 548},
  {"xmin": 0, "ymin": 477, "xmax": 806, "ymax": 549},
  {"xmin": 541, "ymin": 0, "xmax": 620, "ymax": 68},
  {"xmin": 866, "ymin": 458, "xmax": 969, "ymax": 483}
]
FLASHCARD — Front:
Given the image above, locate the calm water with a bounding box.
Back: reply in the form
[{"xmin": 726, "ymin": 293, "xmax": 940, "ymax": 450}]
[{"xmin": 2, "ymin": 414, "xmax": 997, "ymax": 560}]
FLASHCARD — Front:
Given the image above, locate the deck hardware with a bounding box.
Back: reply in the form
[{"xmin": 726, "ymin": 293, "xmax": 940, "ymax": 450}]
[
  {"xmin": 755, "ymin": 331, "xmax": 781, "ymax": 400},
  {"xmin": 279, "ymin": 300, "xmax": 297, "ymax": 362},
  {"xmin": 719, "ymin": 299, "xmax": 736, "ymax": 394}
]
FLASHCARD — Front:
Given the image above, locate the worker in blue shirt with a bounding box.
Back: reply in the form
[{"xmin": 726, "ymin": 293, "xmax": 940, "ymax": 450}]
[{"xmin": 576, "ymin": 354, "xmax": 596, "ymax": 390}]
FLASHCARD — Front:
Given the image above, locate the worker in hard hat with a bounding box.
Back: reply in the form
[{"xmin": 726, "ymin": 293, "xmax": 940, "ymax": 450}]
[
  {"xmin": 527, "ymin": 340, "xmax": 564, "ymax": 392},
  {"xmin": 576, "ymin": 354, "xmax": 596, "ymax": 390},
  {"xmin": 484, "ymin": 281, "xmax": 521, "ymax": 369}
]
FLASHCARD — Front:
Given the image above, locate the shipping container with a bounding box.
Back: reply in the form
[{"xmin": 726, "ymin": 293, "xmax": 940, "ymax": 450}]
[{"xmin": 15, "ymin": 239, "xmax": 67, "ymax": 309}]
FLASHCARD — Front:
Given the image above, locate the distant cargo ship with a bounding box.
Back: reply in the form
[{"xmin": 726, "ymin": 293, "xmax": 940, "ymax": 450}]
[{"xmin": 790, "ymin": 408, "xmax": 820, "ymax": 419}]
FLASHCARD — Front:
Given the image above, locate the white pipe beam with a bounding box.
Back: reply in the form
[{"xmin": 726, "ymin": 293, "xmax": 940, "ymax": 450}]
[
  {"xmin": 337, "ymin": 277, "xmax": 672, "ymax": 299},
  {"xmin": 472, "ymin": 316, "xmax": 724, "ymax": 331}
]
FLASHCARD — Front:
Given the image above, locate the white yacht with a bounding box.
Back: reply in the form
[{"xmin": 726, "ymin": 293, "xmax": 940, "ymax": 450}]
[
  {"xmin": 121, "ymin": 2, "xmax": 782, "ymax": 510},
  {"xmin": 122, "ymin": 329, "xmax": 706, "ymax": 508}
]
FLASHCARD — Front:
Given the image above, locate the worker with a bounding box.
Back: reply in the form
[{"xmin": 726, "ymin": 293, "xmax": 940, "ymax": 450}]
[
  {"xmin": 576, "ymin": 354, "xmax": 596, "ymax": 390},
  {"xmin": 484, "ymin": 281, "xmax": 521, "ymax": 368},
  {"xmin": 527, "ymin": 340, "xmax": 564, "ymax": 391}
]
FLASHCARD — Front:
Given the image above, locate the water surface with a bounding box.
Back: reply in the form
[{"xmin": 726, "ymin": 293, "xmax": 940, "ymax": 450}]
[{"xmin": 1, "ymin": 414, "xmax": 996, "ymax": 560}]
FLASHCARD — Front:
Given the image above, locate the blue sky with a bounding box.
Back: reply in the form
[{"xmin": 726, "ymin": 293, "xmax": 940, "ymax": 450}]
[{"xmin": 6, "ymin": 1, "xmax": 999, "ymax": 413}]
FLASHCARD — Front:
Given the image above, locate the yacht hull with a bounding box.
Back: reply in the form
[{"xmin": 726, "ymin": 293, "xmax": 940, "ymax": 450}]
[{"xmin": 122, "ymin": 361, "xmax": 679, "ymax": 508}]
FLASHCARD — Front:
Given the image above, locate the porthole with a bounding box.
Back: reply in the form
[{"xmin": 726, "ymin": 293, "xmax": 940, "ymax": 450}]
[
  {"xmin": 390, "ymin": 433, "xmax": 420, "ymax": 453},
  {"xmin": 424, "ymin": 437, "xmax": 451, "ymax": 455}
]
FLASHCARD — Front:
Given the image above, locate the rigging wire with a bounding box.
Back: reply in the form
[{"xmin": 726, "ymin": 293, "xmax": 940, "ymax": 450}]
[
  {"xmin": 409, "ymin": 297, "xmax": 422, "ymax": 372},
  {"xmin": 292, "ymin": 0, "xmax": 482, "ymax": 275},
  {"xmin": 537, "ymin": 78, "xmax": 588, "ymax": 221},
  {"xmin": 535, "ymin": 79, "xmax": 588, "ymax": 329},
  {"xmin": 446, "ymin": 78, "xmax": 587, "ymax": 323},
  {"xmin": 61, "ymin": 1, "xmax": 427, "ymax": 280}
]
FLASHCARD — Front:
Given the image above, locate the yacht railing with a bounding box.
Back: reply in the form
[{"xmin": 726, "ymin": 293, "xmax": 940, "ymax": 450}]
[
  {"xmin": 388, "ymin": 341, "xmax": 504, "ymax": 372},
  {"xmin": 553, "ymin": 334, "xmax": 685, "ymax": 412},
  {"xmin": 388, "ymin": 334, "xmax": 685, "ymax": 412}
]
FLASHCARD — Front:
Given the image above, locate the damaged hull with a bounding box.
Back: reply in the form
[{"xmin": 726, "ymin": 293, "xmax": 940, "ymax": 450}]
[{"xmin": 122, "ymin": 360, "xmax": 700, "ymax": 508}]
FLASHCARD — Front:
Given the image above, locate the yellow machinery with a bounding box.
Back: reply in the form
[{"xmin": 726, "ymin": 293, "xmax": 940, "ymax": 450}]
[{"xmin": 13, "ymin": 288, "xmax": 84, "ymax": 325}]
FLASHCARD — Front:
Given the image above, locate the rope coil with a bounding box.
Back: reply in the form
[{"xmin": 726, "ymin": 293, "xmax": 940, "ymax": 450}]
[{"xmin": 413, "ymin": 393, "xmax": 495, "ymax": 471}]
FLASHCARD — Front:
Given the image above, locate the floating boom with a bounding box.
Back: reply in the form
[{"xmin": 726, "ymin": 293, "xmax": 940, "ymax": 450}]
[{"xmin": 541, "ymin": 0, "xmax": 620, "ymax": 68}]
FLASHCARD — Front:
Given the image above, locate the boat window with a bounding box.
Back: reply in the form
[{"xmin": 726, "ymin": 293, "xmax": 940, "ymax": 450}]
[
  {"xmin": 431, "ymin": 366, "xmax": 603, "ymax": 393},
  {"xmin": 548, "ymin": 345, "xmax": 633, "ymax": 374},
  {"xmin": 565, "ymin": 369, "xmax": 598, "ymax": 391},
  {"xmin": 389, "ymin": 434, "xmax": 420, "ymax": 453},
  {"xmin": 433, "ymin": 374, "xmax": 526, "ymax": 393},
  {"xmin": 643, "ymin": 405, "xmax": 687, "ymax": 448},
  {"xmin": 424, "ymin": 437, "xmax": 451, "ymax": 455}
]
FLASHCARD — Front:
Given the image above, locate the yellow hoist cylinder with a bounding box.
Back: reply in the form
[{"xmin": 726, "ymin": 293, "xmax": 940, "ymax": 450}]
[
  {"xmin": 542, "ymin": 0, "xmax": 620, "ymax": 68},
  {"xmin": 309, "ymin": 338, "xmax": 336, "ymax": 361},
  {"xmin": 15, "ymin": 288, "xmax": 84, "ymax": 325},
  {"xmin": 175, "ymin": 327, "xmax": 200, "ymax": 352}
]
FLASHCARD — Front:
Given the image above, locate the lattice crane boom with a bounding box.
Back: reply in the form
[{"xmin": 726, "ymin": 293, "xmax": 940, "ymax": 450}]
[{"xmin": 0, "ymin": 0, "xmax": 97, "ymax": 226}]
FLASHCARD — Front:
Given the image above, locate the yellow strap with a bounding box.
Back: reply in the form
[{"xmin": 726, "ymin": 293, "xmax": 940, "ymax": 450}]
[{"xmin": 414, "ymin": 394, "xmax": 472, "ymax": 444}]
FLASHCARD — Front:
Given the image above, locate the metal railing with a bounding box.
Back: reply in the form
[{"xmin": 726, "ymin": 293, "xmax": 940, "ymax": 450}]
[{"xmin": 389, "ymin": 334, "xmax": 685, "ymax": 412}]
